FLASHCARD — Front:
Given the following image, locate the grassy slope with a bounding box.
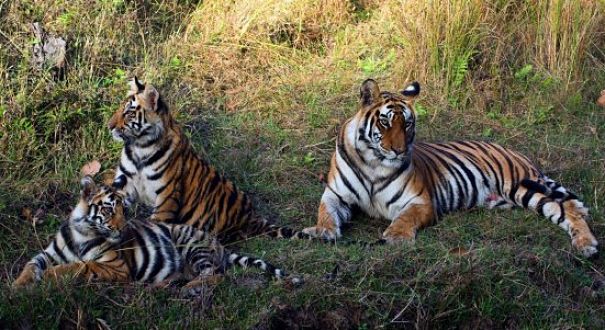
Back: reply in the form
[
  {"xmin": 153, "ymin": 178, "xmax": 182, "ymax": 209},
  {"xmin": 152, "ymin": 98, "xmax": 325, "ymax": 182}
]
[{"xmin": 1, "ymin": 0, "xmax": 605, "ymax": 328}]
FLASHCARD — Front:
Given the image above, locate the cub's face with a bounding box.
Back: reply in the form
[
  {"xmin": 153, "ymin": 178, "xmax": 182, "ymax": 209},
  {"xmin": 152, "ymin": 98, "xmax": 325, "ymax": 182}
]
[
  {"xmin": 108, "ymin": 77, "xmax": 166, "ymax": 146},
  {"xmin": 72, "ymin": 176, "xmax": 126, "ymax": 242},
  {"xmin": 358, "ymin": 79, "xmax": 420, "ymax": 163}
]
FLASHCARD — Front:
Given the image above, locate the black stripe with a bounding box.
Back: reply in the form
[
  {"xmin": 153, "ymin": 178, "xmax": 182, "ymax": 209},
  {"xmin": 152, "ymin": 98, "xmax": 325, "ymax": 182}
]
[
  {"xmin": 119, "ymin": 163, "xmax": 135, "ymax": 177},
  {"xmin": 509, "ymin": 184, "xmax": 519, "ymax": 204},
  {"xmin": 557, "ymin": 203, "xmax": 566, "ymax": 225},
  {"xmin": 336, "ymin": 165, "xmax": 361, "ymax": 201},
  {"xmin": 133, "ymin": 231, "xmax": 149, "ymax": 280},
  {"xmin": 375, "ymin": 160, "xmax": 410, "ymax": 193},
  {"xmin": 433, "ymin": 144, "xmax": 478, "ymax": 208},
  {"xmin": 147, "ymin": 163, "xmax": 170, "ymax": 180},
  {"xmin": 157, "ymin": 223, "xmax": 172, "ymax": 240},
  {"xmin": 450, "ymin": 141, "xmax": 491, "ymax": 189},
  {"xmin": 521, "ymin": 190, "xmax": 534, "ymax": 208},
  {"xmin": 35, "ymin": 253, "xmax": 49, "ymax": 270},
  {"xmin": 52, "ymin": 239, "xmax": 68, "ymax": 263},
  {"xmin": 425, "ymin": 145, "xmax": 467, "ymax": 210},
  {"xmin": 520, "ymin": 179, "xmax": 548, "ymax": 194},
  {"xmin": 125, "ymin": 145, "xmax": 135, "ymax": 163},
  {"xmin": 60, "ymin": 224, "xmax": 77, "ymax": 257},
  {"xmin": 337, "ymin": 144, "xmax": 370, "ymax": 196},
  {"xmin": 155, "ymin": 182, "xmax": 168, "ymax": 195},
  {"xmin": 142, "ymin": 141, "xmax": 172, "ymax": 168},
  {"xmin": 326, "ymin": 184, "xmax": 350, "ymax": 208},
  {"xmin": 386, "ymin": 175, "xmax": 412, "ymax": 208},
  {"xmin": 414, "ymin": 147, "xmax": 448, "ymax": 214},
  {"xmin": 79, "ymin": 237, "xmax": 106, "ymax": 257},
  {"xmin": 549, "ymin": 191, "xmax": 566, "ymax": 200},
  {"xmin": 536, "ymin": 199, "xmax": 546, "ymax": 216}
]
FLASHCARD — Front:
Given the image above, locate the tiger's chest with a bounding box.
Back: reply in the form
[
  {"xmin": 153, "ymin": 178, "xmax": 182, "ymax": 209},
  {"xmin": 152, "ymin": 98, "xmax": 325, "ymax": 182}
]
[
  {"xmin": 357, "ymin": 177, "xmax": 419, "ymax": 221},
  {"xmin": 132, "ymin": 169, "xmax": 163, "ymax": 205},
  {"xmin": 119, "ymin": 153, "xmax": 164, "ymax": 206}
]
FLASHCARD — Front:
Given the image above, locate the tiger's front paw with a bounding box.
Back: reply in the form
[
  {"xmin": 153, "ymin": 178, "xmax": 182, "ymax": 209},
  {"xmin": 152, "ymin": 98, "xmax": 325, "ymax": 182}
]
[
  {"xmin": 382, "ymin": 225, "xmax": 416, "ymax": 245},
  {"xmin": 572, "ymin": 233, "xmax": 599, "ymax": 258},
  {"xmin": 302, "ymin": 226, "xmax": 341, "ymax": 240}
]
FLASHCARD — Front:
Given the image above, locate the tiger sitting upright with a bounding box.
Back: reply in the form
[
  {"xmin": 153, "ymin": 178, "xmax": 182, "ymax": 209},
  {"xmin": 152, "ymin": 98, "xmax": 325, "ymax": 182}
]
[
  {"xmin": 107, "ymin": 78, "xmax": 309, "ymax": 243},
  {"xmin": 302, "ymin": 79, "xmax": 598, "ymax": 257},
  {"xmin": 13, "ymin": 175, "xmax": 288, "ymax": 288}
]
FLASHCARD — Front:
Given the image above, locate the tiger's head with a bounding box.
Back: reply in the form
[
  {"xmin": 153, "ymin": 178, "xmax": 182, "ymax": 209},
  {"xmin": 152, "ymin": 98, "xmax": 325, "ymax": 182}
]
[
  {"xmin": 108, "ymin": 77, "xmax": 169, "ymax": 146},
  {"xmin": 356, "ymin": 79, "xmax": 420, "ymax": 165},
  {"xmin": 71, "ymin": 176, "xmax": 126, "ymax": 242}
]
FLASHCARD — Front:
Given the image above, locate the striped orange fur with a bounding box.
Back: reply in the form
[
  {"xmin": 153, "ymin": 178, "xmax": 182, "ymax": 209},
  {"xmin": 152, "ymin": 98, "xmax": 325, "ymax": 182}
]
[
  {"xmin": 303, "ymin": 79, "xmax": 598, "ymax": 257},
  {"xmin": 13, "ymin": 176, "xmax": 290, "ymax": 289},
  {"xmin": 108, "ymin": 78, "xmax": 308, "ymax": 243}
]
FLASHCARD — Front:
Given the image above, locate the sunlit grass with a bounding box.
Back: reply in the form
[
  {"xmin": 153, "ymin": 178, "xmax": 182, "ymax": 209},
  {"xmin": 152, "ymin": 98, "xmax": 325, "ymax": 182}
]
[{"xmin": 1, "ymin": 0, "xmax": 605, "ymax": 328}]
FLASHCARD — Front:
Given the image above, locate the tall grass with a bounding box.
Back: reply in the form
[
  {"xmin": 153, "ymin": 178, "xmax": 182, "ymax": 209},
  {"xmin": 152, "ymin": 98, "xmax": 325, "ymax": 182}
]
[
  {"xmin": 1, "ymin": 0, "xmax": 602, "ymax": 209},
  {"xmin": 178, "ymin": 0, "xmax": 604, "ymax": 122},
  {"xmin": 1, "ymin": 1, "xmax": 605, "ymax": 328}
]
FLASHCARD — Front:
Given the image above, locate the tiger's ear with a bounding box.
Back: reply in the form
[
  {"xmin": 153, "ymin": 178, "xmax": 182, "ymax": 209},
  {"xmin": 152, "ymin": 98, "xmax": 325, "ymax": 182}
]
[
  {"xmin": 80, "ymin": 175, "xmax": 97, "ymax": 200},
  {"xmin": 400, "ymin": 81, "xmax": 420, "ymax": 103},
  {"xmin": 141, "ymin": 84, "xmax": 160, "ymax": 111},
  {"xmin": 128, "ymin": 76, "xmax": 145, "ymax": 95},
  {"xmin": 360, "ymin": 79, "xmax": 381, "ymax": 107}
]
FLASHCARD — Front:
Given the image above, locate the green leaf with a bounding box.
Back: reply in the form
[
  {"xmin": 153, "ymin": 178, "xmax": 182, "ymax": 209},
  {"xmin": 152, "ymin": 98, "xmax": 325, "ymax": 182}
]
[{"xmin": 514, "ymin": 64, "xmax": 533, "ymax": 80}]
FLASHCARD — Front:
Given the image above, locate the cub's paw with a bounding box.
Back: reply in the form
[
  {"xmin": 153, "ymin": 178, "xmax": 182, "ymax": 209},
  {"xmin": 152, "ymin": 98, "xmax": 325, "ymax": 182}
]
[
  {"xmin": 180, "ymin": 275, "xmax": 222, "ymax": 299},
  {"xmin": 572, "ymin": 234, "xmax": 599, "ymax": 258},
  {"xmin": 302, "ymin": 226, "xmax": 340, "ymax": 241},
  {"xmin": 12, "ymin": 274, "xmax": 36, "ymax": 289}
]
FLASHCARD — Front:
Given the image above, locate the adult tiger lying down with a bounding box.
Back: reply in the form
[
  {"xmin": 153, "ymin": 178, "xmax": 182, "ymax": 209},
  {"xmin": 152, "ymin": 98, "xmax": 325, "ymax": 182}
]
[
  {"xmin": 13, "ymin": 176, "xmax": 289, "ymax": 289},
  {"xmin": 108, "ymin": 78, "xmax": 310, "ymax": 244},
  {"xmin": 303, "ymin": 79, "xmax": 598, "ymax": 257}
]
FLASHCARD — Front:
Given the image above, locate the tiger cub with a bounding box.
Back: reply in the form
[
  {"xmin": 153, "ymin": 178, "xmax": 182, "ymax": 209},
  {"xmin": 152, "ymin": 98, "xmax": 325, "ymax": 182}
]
[
  {"xmin": 303, "ymin": 79, "xmax": 598, "ymax": 257},
  {"xmin": 107, "ymin": 78, "xmax": 309, "ymax": 243},
  {"xmin": 13, "ymin": 176, "xmax": 288, "ymax": 288}
]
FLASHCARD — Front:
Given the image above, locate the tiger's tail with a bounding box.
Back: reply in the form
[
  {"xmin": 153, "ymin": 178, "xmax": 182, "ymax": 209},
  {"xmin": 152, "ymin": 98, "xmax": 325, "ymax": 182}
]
[
  {"xmin": 226, "ymin": 252, "xmax": 287, "ymax": 280},
  {"xmin": 248, "ymin": 219, "xmax": 313, "ymax": 239},
  {"xmin": 250, "ymin": 218, "xmax": 386, "ymax": 248},
  {"xmin": 513, "ymin": 175, "xmax": 598, "ymax": 257}
]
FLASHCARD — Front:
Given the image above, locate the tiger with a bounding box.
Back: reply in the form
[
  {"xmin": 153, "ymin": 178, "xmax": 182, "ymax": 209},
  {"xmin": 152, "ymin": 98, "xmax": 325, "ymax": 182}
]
[
  {"xmin": 302, "ymin": 79, "xmax": 599, "ymax": 257},
  {"xmin": 107, "ymin": 77, "xmax": 311, "ymax": 244},
  {"xmin": 12, "ymin": 175, "xmax": 289, "ymax": 289}
]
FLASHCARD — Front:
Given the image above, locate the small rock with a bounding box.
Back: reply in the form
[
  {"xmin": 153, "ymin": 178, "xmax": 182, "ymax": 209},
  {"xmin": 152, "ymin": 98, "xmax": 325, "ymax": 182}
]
[{"xmin": 31, "ymin": 22, "xmax": 67, "ymax": 80}]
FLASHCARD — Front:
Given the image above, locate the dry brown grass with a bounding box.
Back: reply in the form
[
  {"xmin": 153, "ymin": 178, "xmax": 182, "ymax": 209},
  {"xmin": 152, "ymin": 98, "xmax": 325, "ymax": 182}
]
[
  {"xmin": 2, "ymin": 1, "xmax": 605, "ymax": 328},
  {"xmin": 173, "ymin": 0, "xmax": 604, "ymax": 123}
]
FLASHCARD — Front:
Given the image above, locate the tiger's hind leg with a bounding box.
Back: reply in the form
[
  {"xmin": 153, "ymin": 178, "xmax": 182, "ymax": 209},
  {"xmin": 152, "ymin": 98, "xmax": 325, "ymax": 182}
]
[
  {"xmin": 485, "ymin": 193, "xmax": 514, "ymax": 210},
  {"xmin": 510, "ymin": 178, "xmax": 598, "ymax": 257}
]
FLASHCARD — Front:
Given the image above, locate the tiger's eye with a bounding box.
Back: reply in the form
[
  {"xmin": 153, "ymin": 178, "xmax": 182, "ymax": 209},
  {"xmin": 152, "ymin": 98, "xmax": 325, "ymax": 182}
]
[{"xmin": 101, "ymin": 207, "xmax": 113, "ymax": 216}]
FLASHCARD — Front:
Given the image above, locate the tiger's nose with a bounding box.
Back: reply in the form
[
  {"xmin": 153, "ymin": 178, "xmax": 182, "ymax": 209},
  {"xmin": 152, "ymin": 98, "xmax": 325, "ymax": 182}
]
[{"xmin": 393, "ymin": 146, "xmax": 407, "ymax": 155}]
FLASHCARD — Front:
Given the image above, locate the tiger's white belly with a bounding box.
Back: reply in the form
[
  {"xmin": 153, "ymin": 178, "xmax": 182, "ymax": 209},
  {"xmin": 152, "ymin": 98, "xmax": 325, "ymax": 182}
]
[{"xmin": 119, "ymin": 154, "xmax": 162, "ymax": 206}]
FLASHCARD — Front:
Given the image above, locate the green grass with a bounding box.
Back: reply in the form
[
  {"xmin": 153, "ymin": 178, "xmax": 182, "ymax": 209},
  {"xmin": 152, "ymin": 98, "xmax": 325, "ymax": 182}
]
[{"xmin": 2, "ymin": 0, "xmax": 605, "ymax": 328}]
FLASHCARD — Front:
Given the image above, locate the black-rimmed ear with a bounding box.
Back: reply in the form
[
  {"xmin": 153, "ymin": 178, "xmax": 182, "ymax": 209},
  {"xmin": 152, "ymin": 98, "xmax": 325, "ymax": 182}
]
[
  {"xmin": 400, "ymin": 81, "xmax": 420, "ymax": 102},
  {"xmin": 360, "ymin": 79, "xmax": 381, "ymax": 107},
  {"xmin": 128, "ymin": 76, "xmax": 145, "ymax": 95},
  {"xmin": 80, "ymin": 175, "xmax": 97, "ymax": 200}
]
